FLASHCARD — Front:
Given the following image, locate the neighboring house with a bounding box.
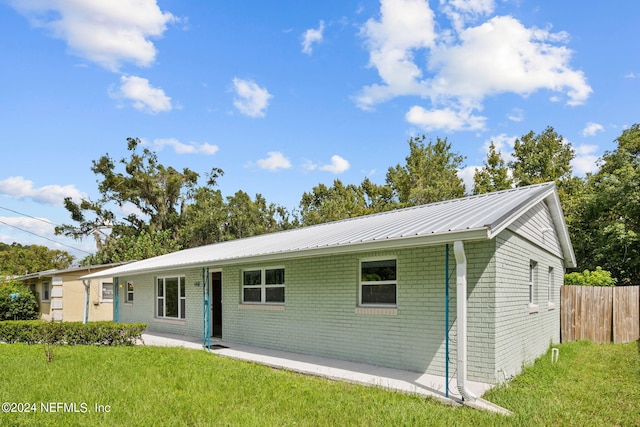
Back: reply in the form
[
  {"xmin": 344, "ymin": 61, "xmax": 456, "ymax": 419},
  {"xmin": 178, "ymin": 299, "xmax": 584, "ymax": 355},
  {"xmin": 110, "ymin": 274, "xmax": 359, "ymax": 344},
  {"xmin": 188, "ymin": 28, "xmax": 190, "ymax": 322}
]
[
  {"xmin": 16, "ymin": 263, "xmax": 128, "ymax": 322},
  {"xmin": 82, "ymin": 183, "xmax": 575, "ymax": 393}
]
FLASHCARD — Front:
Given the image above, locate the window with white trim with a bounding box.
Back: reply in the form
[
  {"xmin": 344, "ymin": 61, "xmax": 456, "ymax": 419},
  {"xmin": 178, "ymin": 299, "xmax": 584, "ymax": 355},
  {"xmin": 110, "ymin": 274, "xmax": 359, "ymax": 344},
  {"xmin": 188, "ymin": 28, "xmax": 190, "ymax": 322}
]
[
  {"xmin": 547, "ymin": 267, "xmax": 553, "ymax": 303},
  {"xmin": 360, "ymin": 259, "xmax": 397, "ymax": 306},
  {"xmin": 242, "ymin": 268, "xmax": 285, "ymax": 304},
  {"xmin": 126, "ymin": 281, "xmax": 134, "ymax": 303},
  {"xmin": 529, "ymin": 262, "xmax": 535, "ymax": 304},
  {"xmin": 101, "ymin": 281, "xmax": 114, "ymax": 302},
  {"xmin": 41, "ymin": 282, "xmax": 50, "ymax": 302},
  {"xmin": 157, "ymin": 276, "xmax": 186, "ymax": 319}
]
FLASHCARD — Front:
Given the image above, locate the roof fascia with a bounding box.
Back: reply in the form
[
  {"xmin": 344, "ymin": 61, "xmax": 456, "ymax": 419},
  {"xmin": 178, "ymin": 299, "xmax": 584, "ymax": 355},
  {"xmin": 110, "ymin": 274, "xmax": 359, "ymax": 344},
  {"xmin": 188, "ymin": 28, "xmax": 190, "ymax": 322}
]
[
  {"xmin": 486, "ymin": 185, "xmax": 554, "ymax": 238},
  {"xmin": 544, "ymin": 190, "xmax": 577, "ymax": 268},
  {"xmin": 488, "ymin": 185, "xmax": 576, "ymax": 268}
]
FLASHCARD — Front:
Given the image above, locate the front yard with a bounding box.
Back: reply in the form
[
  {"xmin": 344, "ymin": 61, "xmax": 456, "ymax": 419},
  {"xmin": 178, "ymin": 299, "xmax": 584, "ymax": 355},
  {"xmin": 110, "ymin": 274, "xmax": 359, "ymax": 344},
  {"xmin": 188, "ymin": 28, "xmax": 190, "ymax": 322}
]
[{"xmin": 0, "ymin": 340, "xmax": 638, "ymax": 426}]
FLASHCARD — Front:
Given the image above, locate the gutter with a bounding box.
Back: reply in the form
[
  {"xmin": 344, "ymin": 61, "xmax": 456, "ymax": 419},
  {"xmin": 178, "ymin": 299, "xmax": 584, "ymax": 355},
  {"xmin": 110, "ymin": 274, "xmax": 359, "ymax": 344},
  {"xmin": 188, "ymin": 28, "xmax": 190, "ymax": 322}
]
[{"xmin": 453, "ymin": 240, "xmax": 477, "ymax": 402}]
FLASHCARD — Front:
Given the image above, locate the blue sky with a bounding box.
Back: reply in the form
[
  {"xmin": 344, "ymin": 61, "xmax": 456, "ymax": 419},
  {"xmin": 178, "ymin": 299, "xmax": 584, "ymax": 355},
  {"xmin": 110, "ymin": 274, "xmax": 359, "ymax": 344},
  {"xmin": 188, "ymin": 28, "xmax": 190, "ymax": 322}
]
[{"xmin": 0, "ymin": 0, "xmax": 638, "ymax": 261}]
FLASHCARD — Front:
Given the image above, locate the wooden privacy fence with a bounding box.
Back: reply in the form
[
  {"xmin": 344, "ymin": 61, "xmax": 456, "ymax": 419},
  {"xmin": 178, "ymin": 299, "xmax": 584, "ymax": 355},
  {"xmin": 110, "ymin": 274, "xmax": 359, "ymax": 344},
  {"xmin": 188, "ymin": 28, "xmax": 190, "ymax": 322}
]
[{"xmin": 561, "ymin": 285, "xmax": 640, "ymax": 344}]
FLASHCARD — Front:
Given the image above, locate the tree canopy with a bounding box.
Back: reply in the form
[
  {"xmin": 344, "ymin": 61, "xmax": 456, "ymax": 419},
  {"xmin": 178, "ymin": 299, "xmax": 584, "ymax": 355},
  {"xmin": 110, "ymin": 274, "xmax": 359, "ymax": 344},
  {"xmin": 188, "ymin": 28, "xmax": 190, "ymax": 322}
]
[
  {"xmin": 299, "ymin": 178, "xmax": 395, "ymax": 226},
  {"xmin": 568, "ymin": 125, "xmax": 640, "ymax": 284},
  {"xmin": 0, "ymin": 243, "xmax": 73, "ymax": 276},
  {"xmin": 386, "ymin": 135, "xmax": 465, "ymax": 206},
  {"xmin": 56, "ymin": 138, "xmax": 294, "ymax": 264},
  {"xmin": 473, "ymin": 142, "xmax": 513, "ymax": 194}
]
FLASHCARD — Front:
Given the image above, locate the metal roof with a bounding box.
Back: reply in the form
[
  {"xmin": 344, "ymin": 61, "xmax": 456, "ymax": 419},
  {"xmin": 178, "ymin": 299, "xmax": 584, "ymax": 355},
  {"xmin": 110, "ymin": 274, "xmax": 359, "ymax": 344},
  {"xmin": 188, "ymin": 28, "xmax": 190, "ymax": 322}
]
[
  {"xmin": 82, "ymin": 182, "xmax": 575, "ymax": 279},
  {"xmin": 15, "ymin": 262, "xmax": 133, "ymax": 281}
]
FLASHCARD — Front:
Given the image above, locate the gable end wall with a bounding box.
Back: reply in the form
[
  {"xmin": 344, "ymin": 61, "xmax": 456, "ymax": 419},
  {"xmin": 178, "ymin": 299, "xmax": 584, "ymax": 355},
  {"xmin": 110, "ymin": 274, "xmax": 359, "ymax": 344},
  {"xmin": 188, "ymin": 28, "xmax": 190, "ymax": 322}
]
[{"xmin": 493, "ymin": 228, "xmax": 563, "ymax": 382}]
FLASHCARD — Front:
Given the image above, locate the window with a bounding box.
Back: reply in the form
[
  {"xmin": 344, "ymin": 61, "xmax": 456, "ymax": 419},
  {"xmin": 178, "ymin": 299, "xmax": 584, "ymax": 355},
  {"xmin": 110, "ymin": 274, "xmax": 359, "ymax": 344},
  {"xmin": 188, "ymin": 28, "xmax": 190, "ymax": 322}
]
[
  {"xmin": 547, "ymin": 267, "xmax": 553, "ymax": 302},
  {"xmin": 157, "ymin": 276, "xmax": 186, "ymax": 319},
  {"xmin": 528, "ymin": 262, "xmax": 535, "ymax": 304},
  {"xmin": 101, "ymin": 282, "xmax": 114, "ymax": 302},
  {"xmin": 41, "ymin": 282, "xmax": 50, "ymax": 302},
  {"xmin": 528, "ymin": 261, "xmax": 539, "ymax": 313},
  {"xmin": 242, "ymin": 268, "xmax": 285, "ymax": 304},
  {"xmin": 360, "ymin": 259, "xmax": 397, "ymax": 306},
  {"xmin": 126, "ymin": 282, "xmax": 134, "ymax": 303}
]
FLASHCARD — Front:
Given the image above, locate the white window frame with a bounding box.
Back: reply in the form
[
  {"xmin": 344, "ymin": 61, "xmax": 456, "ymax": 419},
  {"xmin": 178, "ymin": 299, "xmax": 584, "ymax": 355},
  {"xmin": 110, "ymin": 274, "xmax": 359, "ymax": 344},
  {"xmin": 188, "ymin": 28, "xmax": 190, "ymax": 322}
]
[
  {"xmin": 41, "ymin": 282, "xmax": 50, "ymax": 302},
  {"xmin": 547, "ymin": 267, "xmax": 555, "ymax": 310},
  {"xmin": 359, "ymin": 257, "xmax": 397, "ymax": 307},
  {"xmin": 528, "ymin": 261, "xmax": 539, "ymax": 313},
  {"xmin": 156, "ymin": 276, "xmax": 186, "ymax": 319},
  {"xmin": 126, "ymin": 281, "xmax": 134, "ymax": 303},
  {"xmin": 100, "ymin": 281, "xmax": 114, "ymax": 302},
  {"xmin": 241, "ymin": 267, "xmax": 285, "ymax": 305}
]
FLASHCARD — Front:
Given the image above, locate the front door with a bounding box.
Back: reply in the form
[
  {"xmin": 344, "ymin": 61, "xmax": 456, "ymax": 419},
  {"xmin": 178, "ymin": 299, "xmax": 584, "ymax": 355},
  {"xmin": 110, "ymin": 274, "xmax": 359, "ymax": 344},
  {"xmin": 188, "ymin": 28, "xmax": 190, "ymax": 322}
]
[{"xmin": 211, "ymin": 272, "xmax": 222, "ymax": 338}]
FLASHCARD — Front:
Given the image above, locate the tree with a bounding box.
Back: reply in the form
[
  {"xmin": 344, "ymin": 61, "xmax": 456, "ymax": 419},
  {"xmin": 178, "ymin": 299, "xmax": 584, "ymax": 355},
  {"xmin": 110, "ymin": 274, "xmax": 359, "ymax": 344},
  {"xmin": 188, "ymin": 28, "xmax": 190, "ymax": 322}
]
[
  {"xmin": 299, "ymin": 178, "xmax": 397, "ymax": 226},
  {"xmin": 177, "ymin": 188, "xmax": 228, "ymax": 248},
  {"xmin": 574, "ymin": 125, "xmax": 640, "ymax": 284},
  {"xmin": 386, "ymin": 135, "xmax": 465, "ymax": 206},
  {"xmin": 81, "ymin": 230, "xmax": 181, "ymax": 265},
  {"xmin": 509, "ymin": 126, "xmax": 575, "ymax": 190},
  {"xmin": 56, "ymin": 137, "xmax": 223, "ymax": 259},
  {"xmin": 473, "ymin": 142, "xmax": 513, "ymax": 194},
  {"xmin": 223, "ymin": 191, "xmax": 286, "ymax": 239},
  {"xmin": 300, "ymin": 180, "xmax": 366, "ymax": 225},
  {"xmin": 0, "ymin": 243, "xmax": 74, "ymax": 276}
]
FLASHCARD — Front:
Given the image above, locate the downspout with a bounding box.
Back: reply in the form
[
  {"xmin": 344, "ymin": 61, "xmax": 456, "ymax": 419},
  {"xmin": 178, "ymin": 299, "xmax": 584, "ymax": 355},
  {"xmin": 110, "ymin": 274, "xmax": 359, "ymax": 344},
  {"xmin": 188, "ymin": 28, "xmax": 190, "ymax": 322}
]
[
  {"xmin": 453, "ymin": 240, "xmax": 477, "ymax": 402},
  {"xmin": 82, "ymin": 280, "xmax": 90, "ymax": 324},
  {"xmin": 202, "ymin": 267, "xmax": 210, "ymax": 350},
  {"xmin": 113, "ymin": 277, "xmax": 119, "ymax": 323},
  {"xmin": 445, "ymin": 244, "xmax": 450, "ymax": 399}
]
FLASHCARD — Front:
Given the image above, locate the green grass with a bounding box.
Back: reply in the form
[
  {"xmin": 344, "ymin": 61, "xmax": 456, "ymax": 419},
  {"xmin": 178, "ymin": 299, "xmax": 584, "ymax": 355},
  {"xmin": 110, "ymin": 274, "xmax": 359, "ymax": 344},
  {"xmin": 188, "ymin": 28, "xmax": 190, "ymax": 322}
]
[{"xmin": 0, "ymin": 340, "xmax": 638, "ymax": 426}]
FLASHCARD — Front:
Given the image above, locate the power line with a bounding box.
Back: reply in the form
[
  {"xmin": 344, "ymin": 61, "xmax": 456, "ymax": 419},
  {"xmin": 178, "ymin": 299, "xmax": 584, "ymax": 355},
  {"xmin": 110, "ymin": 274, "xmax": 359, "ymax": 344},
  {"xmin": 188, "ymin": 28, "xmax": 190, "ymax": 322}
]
[
  {"xmin": 0, "ymin": 205, "xmax": 59, "ymax": 226},
  {"xmin": 0, "ymin": 219, "xmax": 93, "ymax": 256}
]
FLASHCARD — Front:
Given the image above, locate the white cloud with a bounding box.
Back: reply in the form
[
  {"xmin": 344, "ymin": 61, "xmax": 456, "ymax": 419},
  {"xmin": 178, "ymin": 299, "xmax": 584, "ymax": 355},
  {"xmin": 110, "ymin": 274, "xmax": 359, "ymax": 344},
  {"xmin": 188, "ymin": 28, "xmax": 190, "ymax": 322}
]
[
  {"xmin": 232, "ymin": 78, "xmax": 272, "ymax": 118},
  {"xmin": 441, "ymin": 0, "xmax": 495, "ymax": 32},
  {"xmin": 320, "ymin": 155, "xmax": 350, "ymax": 174},
  {"xmin": 112, "ymin": 75, "xmax": 172, "ymax": 113},
  {"xmin": 256, "ymin": 152, "xmax": 292, "ymax": 171},
  {"xmin": 9, "ymin": 0, "xmax": 176, "ymax": 72},
  {"xmin": 302, "ymin": 160, "xmax": 318, "ymax": 172},
  {"xmin": 357, "ymin": 1, "xmax": 592, "ymax": 131},
  {"xmin": 0, "ymin": 215, "xmax": 55, "ymax": 234},
  {"xmin": 428, "ymin": 16, "xmax": 591, "ymax": 105},
  {"xmin": 355, "ymin": 0, "xmax": 436, "ymax": 109},
  {"xmin": 302, "ymin": 20, "xmax": 325, "ymax": 55},
  {"xmin": 483, "ymin": 133, "xmax": 517, "ymax": 162},
  {"xmin": 150, "ymin": 138, "xmax": 219, "ymax": 155},
  {"xmin": 406, "ymin": 104, "xmax": 486, "ymax": 131},
  {"xmin": 457, "ymin": 165, "xmax": 480, "ymax": 194},
  {"xmin": 572, "ymin": 144, "xmax": 600, "ymax": 175},
  {"xmin": 507, "ymin": 108, "xmax": 524, "ymax": 122},
  {"xmin": 0, "ymin": 176, "xmax": 85, "ymax": 206},
  {"xmin": 624, "ymin": 72, "xmax": 639, "ymax": 79},
  {"xmin": 582, "ymin": 122, "xmax": 604, "ymax": 137}
]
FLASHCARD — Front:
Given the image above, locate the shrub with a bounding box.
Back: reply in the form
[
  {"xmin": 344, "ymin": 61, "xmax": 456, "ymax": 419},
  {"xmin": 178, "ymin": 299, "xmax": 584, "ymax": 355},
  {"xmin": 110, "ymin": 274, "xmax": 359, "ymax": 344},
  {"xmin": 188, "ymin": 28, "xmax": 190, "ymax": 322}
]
[
  {"xmin": 0, "ymin": 321, "xmax": 147, "ymax": 345},
  {"xmin": 564, "ymin": 267, "xmax": 617, "ymax": 287},
  {"xmin": 0, "ymin": 281, "xmax": 39, "ymax": 320}
]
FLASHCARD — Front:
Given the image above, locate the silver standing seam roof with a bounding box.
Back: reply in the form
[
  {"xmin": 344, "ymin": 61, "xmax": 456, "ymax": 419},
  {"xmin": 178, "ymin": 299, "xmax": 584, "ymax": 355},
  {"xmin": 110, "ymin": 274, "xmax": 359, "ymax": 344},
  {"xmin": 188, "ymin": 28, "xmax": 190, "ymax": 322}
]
[{"xmin": 81, "ymin": 182, "xmax": 576, "ymax": 280}]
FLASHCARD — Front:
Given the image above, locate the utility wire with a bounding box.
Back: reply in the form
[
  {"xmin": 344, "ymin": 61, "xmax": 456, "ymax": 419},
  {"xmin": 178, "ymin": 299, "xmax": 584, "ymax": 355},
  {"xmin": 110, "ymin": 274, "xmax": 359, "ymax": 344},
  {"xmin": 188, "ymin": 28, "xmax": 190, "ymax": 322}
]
[
  {"xmin": 0, "ymin": 207, "xmax": 93, "ymax": 255},
  {"xmin": 0, "ymin": 205, "xmax": 59, "ymax": 226}
]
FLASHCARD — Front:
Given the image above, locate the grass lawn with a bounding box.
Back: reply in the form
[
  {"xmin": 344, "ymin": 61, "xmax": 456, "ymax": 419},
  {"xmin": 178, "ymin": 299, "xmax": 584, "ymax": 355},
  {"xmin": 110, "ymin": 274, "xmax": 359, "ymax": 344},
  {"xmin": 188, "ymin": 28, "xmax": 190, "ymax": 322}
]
[{"xmin": 0, "ymin": 340, "xmax": 638, "ymax": 426}]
